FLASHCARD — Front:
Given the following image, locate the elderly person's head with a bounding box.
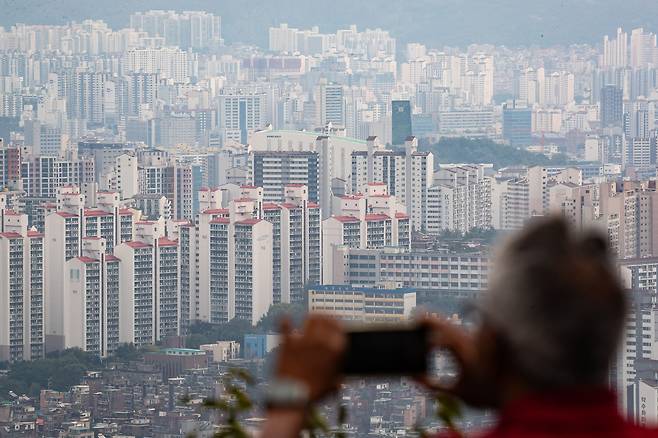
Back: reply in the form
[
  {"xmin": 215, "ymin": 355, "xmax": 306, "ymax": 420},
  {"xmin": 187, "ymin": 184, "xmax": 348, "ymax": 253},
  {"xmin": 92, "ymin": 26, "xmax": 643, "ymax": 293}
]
[{"xmin": 462, "ymin": 216, "xmax": 626, "ymax": 404}]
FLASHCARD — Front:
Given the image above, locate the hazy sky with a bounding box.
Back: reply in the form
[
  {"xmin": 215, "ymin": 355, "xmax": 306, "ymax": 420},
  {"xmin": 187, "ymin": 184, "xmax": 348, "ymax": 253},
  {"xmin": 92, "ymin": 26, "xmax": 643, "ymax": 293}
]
[{"xmin": 2, "ymin": 0, "xmax": 658, "ymax": 48}]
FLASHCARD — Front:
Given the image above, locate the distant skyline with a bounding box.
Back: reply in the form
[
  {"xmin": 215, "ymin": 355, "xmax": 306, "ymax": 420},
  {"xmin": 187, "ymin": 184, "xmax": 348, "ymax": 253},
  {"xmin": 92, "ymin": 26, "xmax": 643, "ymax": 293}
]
[{"xmin": 2, "ymin": 0, "xmax": 658, "ymax": 48}]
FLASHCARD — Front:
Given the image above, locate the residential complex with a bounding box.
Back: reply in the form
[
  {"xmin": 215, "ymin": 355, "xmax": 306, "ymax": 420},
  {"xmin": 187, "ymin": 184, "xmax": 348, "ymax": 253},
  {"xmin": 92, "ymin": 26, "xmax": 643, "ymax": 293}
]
[{"xmin": 3, "ymin": 8, "xmax": 658, "ymax": 432}]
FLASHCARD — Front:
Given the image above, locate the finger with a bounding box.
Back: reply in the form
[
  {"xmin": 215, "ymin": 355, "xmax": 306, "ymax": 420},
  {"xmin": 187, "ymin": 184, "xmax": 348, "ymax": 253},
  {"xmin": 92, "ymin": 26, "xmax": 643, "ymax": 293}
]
[
  {"xmin": 305, "ymin": 315, "xmax": 338, "ymax": 338},
  {"xmin": 414, "ymin": 374, "xmax": 455, "ymax": 394},
  {"xmin": 305, "ymin": 316, "xmax": 346, "ymax": 354}
]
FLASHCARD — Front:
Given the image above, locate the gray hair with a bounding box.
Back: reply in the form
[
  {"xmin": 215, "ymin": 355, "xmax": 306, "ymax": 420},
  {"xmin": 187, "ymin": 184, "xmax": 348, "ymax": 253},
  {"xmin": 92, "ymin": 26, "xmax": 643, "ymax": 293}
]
[{"xmin": 478, "ymin": 216, "xmax": 626, "ymax": 388}]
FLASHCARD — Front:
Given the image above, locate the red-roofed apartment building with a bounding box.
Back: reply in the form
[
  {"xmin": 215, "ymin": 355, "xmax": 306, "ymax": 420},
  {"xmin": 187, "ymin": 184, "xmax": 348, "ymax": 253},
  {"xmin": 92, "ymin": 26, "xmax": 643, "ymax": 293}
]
[
  {"xmin": 0, "ymin": 212, "xmax": 44, "ymax": 362},
  {"xmin": 113, "ymin": 231, "xmax": 180, "ymax": 348},
  {"xmin": 63, "ymin": 237, "xmax": 120, "ymax": 357}
]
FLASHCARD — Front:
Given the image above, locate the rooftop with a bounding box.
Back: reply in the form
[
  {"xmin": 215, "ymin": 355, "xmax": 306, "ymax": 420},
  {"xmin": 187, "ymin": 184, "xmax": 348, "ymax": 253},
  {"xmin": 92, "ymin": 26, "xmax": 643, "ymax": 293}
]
[
  {"xmin": 203, "ymin": 208, "xmax": 229, "ymax": 215},
  {"xmin": 332, "ymin": 215, "xmax": 361, "ymax": 223},
  {"xmin": 0, "ymin": 231, "xmax": 22, "ymax": 239},
  {"xmin": 236, "ymin": 218, "xmax": 262, "ymax": 225},
  {"xmin": 210, "ymin": 217, "xmax": 231, "ymax": 224},
  {"xmin": 125, "ymin": 241, "xmax": 151, "ymax": 249},
  {"xmin": 365, "ymin": 214, "xmax": 391, "ymax": 221},
  {"xmin": 76, "ymin": 256, "xmax": 98, "ymax": 264},
  {"xmin": 158, "ymin": 237, "xmax": 178, "ymax": 246},
  {"xmin": 308, "ymin": 284, "xmax": 417, "ymax": 295}
]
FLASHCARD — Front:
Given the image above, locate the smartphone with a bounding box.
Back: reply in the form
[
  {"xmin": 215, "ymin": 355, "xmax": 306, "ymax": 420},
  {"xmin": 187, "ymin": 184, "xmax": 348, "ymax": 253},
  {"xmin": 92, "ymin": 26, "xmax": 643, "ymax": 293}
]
[{"xmin": 341, "ymin": 324, "xmax": 430, "ymax": 375}]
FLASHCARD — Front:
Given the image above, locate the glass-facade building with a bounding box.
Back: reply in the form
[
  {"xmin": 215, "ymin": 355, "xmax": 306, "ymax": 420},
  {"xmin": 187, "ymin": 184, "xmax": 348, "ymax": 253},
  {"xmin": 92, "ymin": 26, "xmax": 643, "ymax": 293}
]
[
  {"xmin": 392, "ymin": 100, "xmax": 412, "ymax": 146},
  {"xmin": 502, "ymin": 104, "xmax": 532, "ymax": 147}
]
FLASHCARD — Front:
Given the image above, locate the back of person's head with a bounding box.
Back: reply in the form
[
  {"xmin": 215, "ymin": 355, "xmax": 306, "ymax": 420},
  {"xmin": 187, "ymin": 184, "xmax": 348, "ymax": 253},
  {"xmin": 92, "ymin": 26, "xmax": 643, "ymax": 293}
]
[{"xmin": 478, "ymin": 216, "xmax": 626, "ymax": 389}]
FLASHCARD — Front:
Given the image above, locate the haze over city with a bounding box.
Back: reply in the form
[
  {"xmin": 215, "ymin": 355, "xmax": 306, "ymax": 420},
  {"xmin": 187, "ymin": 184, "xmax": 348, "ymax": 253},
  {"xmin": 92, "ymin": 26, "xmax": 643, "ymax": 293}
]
[
  {"xmin": 3, "ymin": 0, "xmax": 658, "ymax": 47},
  {"xmin": 2, "ymin": 1, "xmax": 658, "ymax": 437}
]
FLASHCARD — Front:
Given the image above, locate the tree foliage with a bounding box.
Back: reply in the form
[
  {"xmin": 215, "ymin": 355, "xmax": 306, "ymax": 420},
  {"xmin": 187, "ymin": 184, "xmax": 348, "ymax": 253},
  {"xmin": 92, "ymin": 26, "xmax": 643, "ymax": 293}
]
[
  {"xmin": 0, "ymin": 348, "xmax": 101, "ymax": 399},
  {"xmin": 186, "ymin": 303, "xmax": 307, "ymax": 349},
  {"xmin": 423, "ymin": 137, "xmax": 570, "ymax": 169},
  {"xmin": 256, "ymin": 303, "xmax": 306, "ymax": 332},
  {"xmin": 111, "ymin": 343, "xmax": 143, "ymax": 363},
  {"xmin": 186, "ymin": 318, "xmax": 255, "ymax": 349}
]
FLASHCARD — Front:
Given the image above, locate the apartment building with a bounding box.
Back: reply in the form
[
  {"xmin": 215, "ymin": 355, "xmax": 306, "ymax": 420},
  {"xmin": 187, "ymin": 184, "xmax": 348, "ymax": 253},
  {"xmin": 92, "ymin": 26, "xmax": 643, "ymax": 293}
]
[
  {"xmin": 0, "ymin": 211, "xmax": 44, "ymax": 362},
  {"xmin": 308, "ymin": 285, "xmax": 416, "ymax": 323}
]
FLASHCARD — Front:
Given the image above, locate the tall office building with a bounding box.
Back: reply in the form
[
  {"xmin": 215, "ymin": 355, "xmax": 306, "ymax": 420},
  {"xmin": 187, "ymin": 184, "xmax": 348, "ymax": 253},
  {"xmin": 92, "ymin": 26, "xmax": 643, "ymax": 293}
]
[
  {"xmin": 502, "ymin": 103, "xmax": 532, "ymax": 147},
  {"xmin": 391, "ymin": 100, "xmax": 412, "ymax": 146},
  {"xmin": 315, "ymin": 80, "xmax": 345, "ymax": 127},
  {"xmin": 600, "ymin": 85, "xmax": 624, "ymax": 127},
  {"xmin": 0, "ymin": 212, "xmax": 44, "ymax": 362},
  {"xmin": 218, "ymin": 87, "xmax": 267, "ymax": 144}
]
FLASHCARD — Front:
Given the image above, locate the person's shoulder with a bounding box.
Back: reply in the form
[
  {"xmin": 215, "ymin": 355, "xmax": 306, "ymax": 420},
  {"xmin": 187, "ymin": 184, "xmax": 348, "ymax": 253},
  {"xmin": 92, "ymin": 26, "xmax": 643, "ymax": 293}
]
[{"xmin": 626, "ymin": 423, "xmax": 658, "ymax": 437}]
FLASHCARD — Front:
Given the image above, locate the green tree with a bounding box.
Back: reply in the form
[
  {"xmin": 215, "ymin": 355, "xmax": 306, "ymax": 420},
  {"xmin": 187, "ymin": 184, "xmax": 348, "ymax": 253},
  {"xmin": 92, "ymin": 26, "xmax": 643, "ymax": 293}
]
[
  {"xmin": 256, "ymin": 303, "xmax": 307, "ymax": 332},
  {"xmin": 110, "ymin": 343, "xmax": 143, "ymax": 363},
  {"xmin": 422, "ymin": 137, "xmax": 571, "ymax": 169},
  {"xmin": 0, "ymin": 348, "xmax": 101, "ymax": 399}
]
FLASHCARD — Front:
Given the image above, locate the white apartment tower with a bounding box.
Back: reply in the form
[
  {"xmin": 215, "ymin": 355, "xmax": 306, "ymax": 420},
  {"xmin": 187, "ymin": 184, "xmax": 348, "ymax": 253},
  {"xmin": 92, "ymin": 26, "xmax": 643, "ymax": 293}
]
[
  {"xmin": 233, "ymin": 219, "xmax": 273, "ymax": 324},
  {"xmin": 598, "ymin": 181, "xmax": 658, "ymax": 259},
  {"xmin": 113, "ymin": 220, "xmax": 180, "ymax": 347},
  {"xmin": 44, "ymin": 187, "xmax": 136, "ymax": 351},
  {"xmin": 0, "ymin": 212, "xmax": 44, "ymax": 362},
  {"xmin": 426, "ymin": 165, "xmax": 492, "ymax": 234},
  {"xmin": 322, "ymin": 184, "xmax": 410, "ymax": 284},
  {"xmin": 603, "ymin": 27, "xmax": 629, "ymax": 68},
  {"xmin": 63, "ymin": 237, "xmax": 120, "ymax": 357},
  {"xmin": 261, "ymin": 184, "xmax": 322, "ymax": 303},
  {"xmin": 351, "ymin": 136, "xmax": 433, "ymax": 232}
]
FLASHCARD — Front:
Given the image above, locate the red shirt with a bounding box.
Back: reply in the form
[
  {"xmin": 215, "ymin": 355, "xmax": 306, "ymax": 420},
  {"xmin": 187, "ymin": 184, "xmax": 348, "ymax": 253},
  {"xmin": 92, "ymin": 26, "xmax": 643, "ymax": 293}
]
[{"xmin": 443, "ymin": 388, "xmax": 658, "ymax": 438}]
